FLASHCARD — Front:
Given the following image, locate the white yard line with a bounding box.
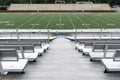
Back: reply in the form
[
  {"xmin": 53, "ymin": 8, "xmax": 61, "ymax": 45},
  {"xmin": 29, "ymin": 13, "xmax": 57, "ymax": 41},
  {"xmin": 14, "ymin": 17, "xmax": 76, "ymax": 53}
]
[
  {"xmin": 82, "ymin": 14, "xmax": 102, "ymax": 28},
  {"xmin": 0, "ymin": 14, "xmax": 13, "ymax": 20},
  {"xmin": 31, "ymin": 14, "xmax": 48, "ymax": 29},
  {"xmin": 17, "ymin": 13, "xmax": 39, "ymax": 29},
  {"xmin": 8, "ymin": 14, "xmax": 34, "ymax": 29},
  {"xmin": 0, "ymin": 15, "xmax": 17, "ymax": 29},
  {"xmin": 94, "ymin": 15, "xmax": 116, "ymax": 28},
  {"xmin": 101, "ymin": 15, "xmax": 120, "ymax": 25},
  {"xmin": 92, "ymin": 14, "xmax": 117, "ymax": 28},
  {"xmin": 74, "ymin": 14, "xmax": 89, "ymax": 29},
  {"xmin": 45, "ymin": 14, "xmax": 54, "ymax": 29},
  {"xmin": 67, "ymin": 14, "xmax": 76, "ymax": 29},
  {"xmin": 59, "ymin": 14, "xmax": 62, "ymax": 29},
  {"xmin": 0, "ymin": 13, "xmax": 21, "ymax": 20},
  {"xmin": 12, "ymin": 14, "xmax": 32, "ymax": 25},
  {"xmin": 1, "ymin": 14, "xmax": 25, "ymax": 29}
]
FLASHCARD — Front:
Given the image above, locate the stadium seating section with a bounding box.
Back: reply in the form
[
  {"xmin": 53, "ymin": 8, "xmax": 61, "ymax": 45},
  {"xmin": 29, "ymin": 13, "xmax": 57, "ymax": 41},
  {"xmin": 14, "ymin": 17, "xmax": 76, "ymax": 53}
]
[{"xmin": 8, "ymin": 4, "xmax": 111, "ymax": 11}]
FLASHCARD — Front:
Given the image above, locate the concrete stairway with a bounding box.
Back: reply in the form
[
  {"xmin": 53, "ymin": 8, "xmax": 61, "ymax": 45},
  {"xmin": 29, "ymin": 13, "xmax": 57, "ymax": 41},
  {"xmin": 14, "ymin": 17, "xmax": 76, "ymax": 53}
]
[{"xmin": 2, "ymin": 38, "xmax": 120, "ymax": 80}]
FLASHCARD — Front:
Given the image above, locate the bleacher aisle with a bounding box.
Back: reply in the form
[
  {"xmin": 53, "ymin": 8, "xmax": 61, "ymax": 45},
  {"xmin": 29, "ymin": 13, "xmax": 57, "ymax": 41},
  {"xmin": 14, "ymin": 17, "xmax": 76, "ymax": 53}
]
[{"xmin": 2, "ymin": 38, "xmax": 120, "ymax": 80}]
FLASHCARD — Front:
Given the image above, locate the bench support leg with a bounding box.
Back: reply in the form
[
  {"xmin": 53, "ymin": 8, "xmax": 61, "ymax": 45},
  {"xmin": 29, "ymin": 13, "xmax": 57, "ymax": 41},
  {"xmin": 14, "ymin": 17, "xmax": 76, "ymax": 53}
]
[{"xmin": 90, "ymin": 58, "xmax": 93, "ymax": 62}]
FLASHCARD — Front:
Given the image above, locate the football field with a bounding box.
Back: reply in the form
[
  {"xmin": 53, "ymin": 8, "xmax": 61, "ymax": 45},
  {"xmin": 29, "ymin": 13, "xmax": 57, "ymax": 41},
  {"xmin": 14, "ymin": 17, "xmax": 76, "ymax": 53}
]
[{"xmin": 0, "ymin": 12, "xmax": 120, "ymax": 29}]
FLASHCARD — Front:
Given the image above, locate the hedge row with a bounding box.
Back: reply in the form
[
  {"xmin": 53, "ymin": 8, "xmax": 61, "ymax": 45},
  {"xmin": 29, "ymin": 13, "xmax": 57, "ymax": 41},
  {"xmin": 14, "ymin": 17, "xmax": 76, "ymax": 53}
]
[{"xmin": 0, "ymin": 7, "xmax": 7, "ymax": 10}]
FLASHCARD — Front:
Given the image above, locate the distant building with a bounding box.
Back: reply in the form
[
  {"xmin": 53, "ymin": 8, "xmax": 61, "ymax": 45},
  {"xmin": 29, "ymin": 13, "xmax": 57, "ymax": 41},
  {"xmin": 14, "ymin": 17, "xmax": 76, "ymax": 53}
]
[{"xmin": 55, "ymin": 0, "xmax": 65, "ymax": 4}]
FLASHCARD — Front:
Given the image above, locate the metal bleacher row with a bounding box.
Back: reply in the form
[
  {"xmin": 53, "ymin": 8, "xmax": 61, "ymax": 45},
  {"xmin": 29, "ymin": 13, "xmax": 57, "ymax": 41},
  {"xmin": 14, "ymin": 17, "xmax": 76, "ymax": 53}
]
[
  {"xmin": 0, "ymin": 40, "xmax": 50, "ymax": 75},
  {"xmin": 8, "ymin": 4, "xmax": 111, "ymax": 10},
  {"xmin": 75, "ymin": 40, "xmax": 120, "ymax": 73}
]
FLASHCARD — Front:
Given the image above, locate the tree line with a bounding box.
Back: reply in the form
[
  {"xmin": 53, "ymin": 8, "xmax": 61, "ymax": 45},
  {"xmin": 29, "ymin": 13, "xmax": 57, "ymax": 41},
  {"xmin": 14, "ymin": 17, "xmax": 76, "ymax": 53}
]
[{"xmin": 0, "ymin": 0, "xmax": 120, "ymax": 6}]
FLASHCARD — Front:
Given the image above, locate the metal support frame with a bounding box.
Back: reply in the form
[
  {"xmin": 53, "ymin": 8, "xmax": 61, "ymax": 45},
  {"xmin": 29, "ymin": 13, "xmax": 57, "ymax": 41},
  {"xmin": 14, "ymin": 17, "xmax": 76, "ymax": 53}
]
[
  {"xmin": 74, "ymin": 29, "xmax": 77, "ymax": 43},
  {"xmin": 100, "ymin": 28, "xmax": 103, "ymax": 40},
  {"xmin": 0, "ymin": 57, "xmax": 4, "ymax": 75},
  {"xmin": 20, "ymin": 47, "xmax": 25, "ymax": 59},
  {"xmin": 47, "ymin": 29, "xmax": 50, "ymax": 43},
  {"xmin": 16, "ymin": 29, "xmax": 20, "ymax": 41},
  {"xmin": 103, "ymin": 45, "xmax": 108, "ymax": 58}
]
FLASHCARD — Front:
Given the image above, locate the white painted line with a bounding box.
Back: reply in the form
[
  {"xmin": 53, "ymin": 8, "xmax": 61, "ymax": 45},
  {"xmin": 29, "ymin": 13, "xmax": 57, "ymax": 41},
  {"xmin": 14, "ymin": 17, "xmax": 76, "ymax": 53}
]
[
  {"xmin": 45, "ymin": 15, "xmax": 54, "ymax": 29},
  {"xmin": 56, "ymin": 24, "xmax": 64, "ymax": 25},
  {"xmin": 31, "ymin": 14, "xmax": 48, "ymax": 29},
  {"xmin": 74, "ymin": 14, "xmax": 89, "ymax": 29},
  {"xmin": 67, "ymin": 14, "xmax": 76, "ymax": 29},
  {"xmin": 83, "ymin": 14, "xmax": 101, "ymax": 28},
  {"xmin": 17, "ymin": 13, "xmax": 40, "ymax": 29}
]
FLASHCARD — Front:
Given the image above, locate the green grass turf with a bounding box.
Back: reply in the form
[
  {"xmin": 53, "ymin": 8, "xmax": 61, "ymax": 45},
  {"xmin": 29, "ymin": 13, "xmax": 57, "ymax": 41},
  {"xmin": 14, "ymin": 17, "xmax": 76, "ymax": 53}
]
[{"xmin": 0, "ymin": 12, "xmax": 120, "ymax": 29}]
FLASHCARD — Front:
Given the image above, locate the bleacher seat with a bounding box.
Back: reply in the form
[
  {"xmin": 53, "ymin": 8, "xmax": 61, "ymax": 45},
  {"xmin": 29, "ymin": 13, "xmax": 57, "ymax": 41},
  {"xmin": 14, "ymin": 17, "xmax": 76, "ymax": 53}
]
[{"xmin": 8, "ymin": 4, "xmax": 112, "ymax": 11}]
